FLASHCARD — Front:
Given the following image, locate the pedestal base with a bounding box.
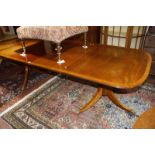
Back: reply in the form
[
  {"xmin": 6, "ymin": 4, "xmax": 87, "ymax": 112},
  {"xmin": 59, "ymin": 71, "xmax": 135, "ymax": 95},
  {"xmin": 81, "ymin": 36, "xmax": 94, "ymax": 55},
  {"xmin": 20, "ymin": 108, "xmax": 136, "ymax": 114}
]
[{"xmin": 80, "ymin": 87, "xmax": 135, "ymax": 114}]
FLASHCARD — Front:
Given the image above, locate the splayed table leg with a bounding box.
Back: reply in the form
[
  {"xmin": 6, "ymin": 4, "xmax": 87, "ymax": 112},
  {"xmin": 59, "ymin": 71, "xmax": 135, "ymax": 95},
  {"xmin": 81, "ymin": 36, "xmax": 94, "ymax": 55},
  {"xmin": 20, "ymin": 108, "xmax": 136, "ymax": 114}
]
[
  {"xmin": 79, "ymin": 87, "xmax": 103, "ymax": 113},
  {"xmin": 21, "ymin": 65, "xmax": 29, "ymax": 91},
  {"xmin": 80, "ymin": 87, "xmax": 135, "ymax": 114}
]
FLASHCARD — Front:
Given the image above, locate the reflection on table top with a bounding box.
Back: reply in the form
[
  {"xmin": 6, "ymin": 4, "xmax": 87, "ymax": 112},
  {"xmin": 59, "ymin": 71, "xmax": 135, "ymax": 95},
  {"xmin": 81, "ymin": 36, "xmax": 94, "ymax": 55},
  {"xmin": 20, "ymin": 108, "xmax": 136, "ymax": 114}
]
[{"xmin": 0, "ymin": 40, "xmax": 152, "ymax": 89}]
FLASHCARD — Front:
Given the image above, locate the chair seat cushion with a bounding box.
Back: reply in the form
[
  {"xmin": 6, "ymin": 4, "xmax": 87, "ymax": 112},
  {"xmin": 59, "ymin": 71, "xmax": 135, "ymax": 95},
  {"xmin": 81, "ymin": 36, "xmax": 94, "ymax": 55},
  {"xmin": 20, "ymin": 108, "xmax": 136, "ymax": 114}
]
[{"xmin": 17, "ymin": 26, "xmax": 88, "ymax": 43}]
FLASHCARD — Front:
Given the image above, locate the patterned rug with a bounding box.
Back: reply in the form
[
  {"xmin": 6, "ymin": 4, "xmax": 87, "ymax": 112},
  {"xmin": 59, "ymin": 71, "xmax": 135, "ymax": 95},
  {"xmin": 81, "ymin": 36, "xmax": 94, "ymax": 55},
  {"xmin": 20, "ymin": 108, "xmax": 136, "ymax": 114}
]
[
  {"xmin": 2, "ymin": 76, "xmax": 155, "ymax": 129},
  {"xmin": 0, "ymin": 61, "xmax": 51, "ymax": 106}
]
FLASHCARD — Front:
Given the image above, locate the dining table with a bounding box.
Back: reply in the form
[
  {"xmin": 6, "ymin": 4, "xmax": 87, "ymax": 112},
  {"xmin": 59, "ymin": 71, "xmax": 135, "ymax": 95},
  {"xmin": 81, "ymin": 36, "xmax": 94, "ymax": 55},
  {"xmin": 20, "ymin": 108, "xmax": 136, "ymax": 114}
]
[{"xmin": 0, "ymin": 39, "xmax": 152, "ymax": 114}]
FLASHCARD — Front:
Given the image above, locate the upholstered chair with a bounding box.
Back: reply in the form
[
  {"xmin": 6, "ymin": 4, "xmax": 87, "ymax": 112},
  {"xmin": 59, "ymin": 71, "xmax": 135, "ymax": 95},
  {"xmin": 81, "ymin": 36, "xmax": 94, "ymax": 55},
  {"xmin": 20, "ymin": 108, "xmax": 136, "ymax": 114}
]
[{"xmin": 17, "ymin": 26, "xmax": 88, "ymax": 64}]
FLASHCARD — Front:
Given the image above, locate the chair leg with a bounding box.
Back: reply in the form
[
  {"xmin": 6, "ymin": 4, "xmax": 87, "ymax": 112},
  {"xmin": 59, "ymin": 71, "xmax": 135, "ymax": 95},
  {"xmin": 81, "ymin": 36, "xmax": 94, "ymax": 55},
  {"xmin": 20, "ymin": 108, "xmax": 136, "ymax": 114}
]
[
  {"xmin": 21, "ymin": 65, "xmax": 29, "ymax": 91},
  {"xmin": 82, "ymin": 32, "xmax": 88, "ymax": 49},
  {"xmin": 55, "ymin": 43, "xmax": 65, "ymax": 64},
  {"xmin": 20, "ymin": 39, "xmax": 27, "ymax": 57},
  {"xmin": 0, "ymin": 58, "xmax": 3, "ymax": 64}
]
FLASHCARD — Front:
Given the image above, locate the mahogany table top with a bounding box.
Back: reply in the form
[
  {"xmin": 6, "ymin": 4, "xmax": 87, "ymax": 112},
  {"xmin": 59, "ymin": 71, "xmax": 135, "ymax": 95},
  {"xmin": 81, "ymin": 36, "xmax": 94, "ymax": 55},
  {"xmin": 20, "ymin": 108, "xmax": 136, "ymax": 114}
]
[{"xmin": 0, "ymin": 40, "xmax": 152, "ymax": 89}]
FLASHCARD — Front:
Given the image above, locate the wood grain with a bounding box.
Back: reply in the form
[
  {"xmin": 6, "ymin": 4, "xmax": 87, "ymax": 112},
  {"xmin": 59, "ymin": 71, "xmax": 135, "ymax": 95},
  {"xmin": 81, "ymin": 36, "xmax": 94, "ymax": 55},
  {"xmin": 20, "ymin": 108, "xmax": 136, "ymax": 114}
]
[
  {"xmin": 133, "ymin": 107, "xmax": 155, "ymax": 128},
  {"xmin": 0, "ymin": 39, "xmax": 152, "ymax": 113},
  {"xmin": 0, "ymin": 40, "xmax": 152, "ymax": 89}
]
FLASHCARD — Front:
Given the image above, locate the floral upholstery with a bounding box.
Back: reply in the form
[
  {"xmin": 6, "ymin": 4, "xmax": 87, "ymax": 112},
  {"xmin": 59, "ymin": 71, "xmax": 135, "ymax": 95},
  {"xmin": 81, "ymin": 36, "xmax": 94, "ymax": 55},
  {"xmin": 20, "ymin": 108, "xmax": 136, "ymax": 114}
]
[{"xmin": 17, "ymin": 26, "xmax": 88, "ymax": 43}]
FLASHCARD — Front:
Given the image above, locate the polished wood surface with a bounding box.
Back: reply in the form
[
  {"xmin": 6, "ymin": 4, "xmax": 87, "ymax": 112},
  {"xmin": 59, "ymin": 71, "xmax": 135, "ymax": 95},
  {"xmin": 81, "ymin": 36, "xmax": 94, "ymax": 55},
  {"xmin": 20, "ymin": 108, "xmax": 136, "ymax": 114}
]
[
  {"xmin": 0, "ymin": 39, "xmax": 43, "ymax": 51},
  {"xmin": 133, "ymin": 107, "xmax": 155, "ymax": 128},
  {"xmin": 0, "ymin": 39, "xmax": 152, "ymax": 113},
  {"xmin": 0, "ymin": 39, "xmax": 18, "ymax": 51},
  {"xmin": 0, "ymin": 41, "xmax": 152, "ymax": 89}
]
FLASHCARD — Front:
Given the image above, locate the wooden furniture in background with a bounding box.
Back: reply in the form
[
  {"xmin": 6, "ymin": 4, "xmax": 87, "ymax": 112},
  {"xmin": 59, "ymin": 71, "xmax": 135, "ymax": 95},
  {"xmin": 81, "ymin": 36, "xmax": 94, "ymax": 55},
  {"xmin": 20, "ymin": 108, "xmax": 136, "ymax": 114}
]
[
  {"xmin": 87, "ymin": 26, "xmax": 100, "ymax": 44},
  {"xmin": 0, "ymin": 26, "xmax": 17, "ymax": 42},
  {"xmin": 100, "ymin": 26, "xmax": 148, "ymax": 49},
  {"xmin": 0, "ymin": 28, "xmax": 4, "ymax": 39},
  {"xmin": 0, "ymin": 39, "xmax": 152, "ymax": 114},
  {"xmin": 144, "ymin": 26, "xmax": 155, "ymax": 76},
  {"xmin": 63, "ymin": 26, "xmax": 100, "ymax": 46}
]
